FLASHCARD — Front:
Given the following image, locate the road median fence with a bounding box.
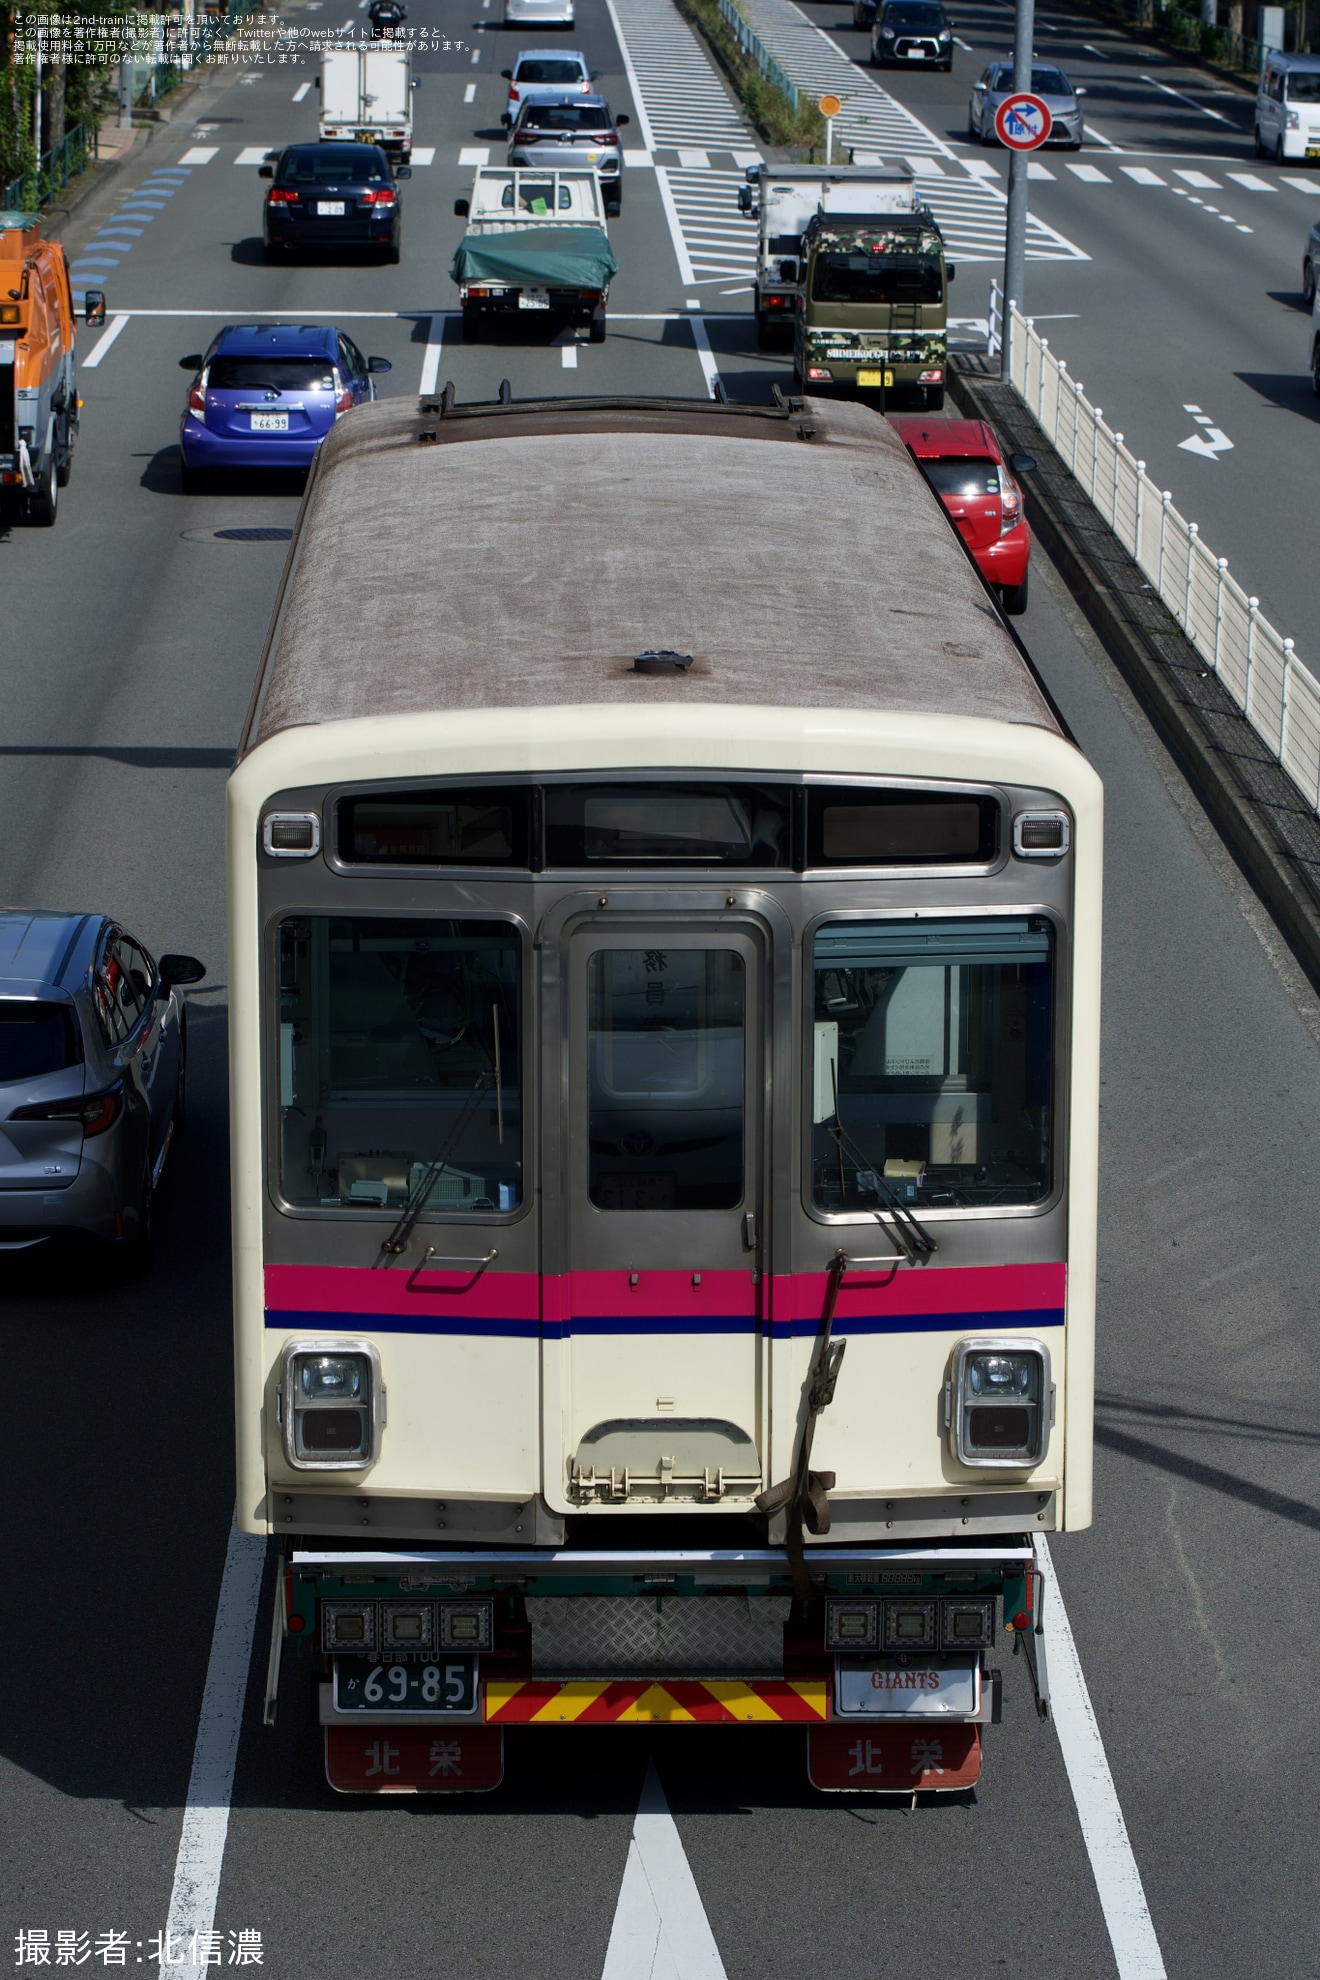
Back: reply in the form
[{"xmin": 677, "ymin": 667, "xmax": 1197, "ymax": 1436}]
[{"xmin": 992, "ymin": 284, "xmax": 1320, "ymax": 822}]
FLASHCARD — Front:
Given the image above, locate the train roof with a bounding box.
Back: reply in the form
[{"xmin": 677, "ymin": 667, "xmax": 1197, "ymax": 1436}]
[{"xmin": 238, "ymin": 393, "xmax": 1062, "ymax": 756}]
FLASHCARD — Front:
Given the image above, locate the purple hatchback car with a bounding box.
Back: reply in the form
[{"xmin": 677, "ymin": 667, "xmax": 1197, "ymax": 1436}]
[{"xmin": 177, "ymin": 322, "xmax": 392, "ymax": 487}]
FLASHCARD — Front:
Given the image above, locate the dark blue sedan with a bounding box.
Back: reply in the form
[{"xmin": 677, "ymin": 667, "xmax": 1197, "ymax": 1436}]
[
  {"xmin": 260, "ymin": 142, "xmax": 409, "ymax": 261},
  {"xmin": 178, "ymin": 322, "xmax": 391, "ymax": 484}
]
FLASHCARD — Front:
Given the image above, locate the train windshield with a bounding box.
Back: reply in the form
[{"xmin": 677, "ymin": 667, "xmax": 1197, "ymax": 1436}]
[
  {"xmin": 810, "ymin": 916, "xmax": 1053, "ymax": 1211},
  {"xmin": 275, "ymin": 916, "xmax": 522, "ymax": 1213}
]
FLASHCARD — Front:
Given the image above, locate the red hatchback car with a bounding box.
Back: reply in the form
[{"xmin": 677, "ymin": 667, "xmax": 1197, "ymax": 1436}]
[{"xmin": 889, "ymin": 414, "xmax": 1035, "ymax": 615}]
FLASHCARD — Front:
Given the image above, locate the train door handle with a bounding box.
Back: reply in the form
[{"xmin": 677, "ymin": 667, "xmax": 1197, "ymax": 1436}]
[{"xmin": 742, "ymin": 1211, "xmax": 758, "ymax": 1250}]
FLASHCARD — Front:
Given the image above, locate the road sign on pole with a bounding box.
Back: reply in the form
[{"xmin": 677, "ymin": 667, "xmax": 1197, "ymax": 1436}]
[
  {"xmin": 819, "ymin": 93, "xmax": 841, "ymax": 165},
  {"xmin": 994, "ymin": 92, "xmax": 1051, "ymax": 149}
]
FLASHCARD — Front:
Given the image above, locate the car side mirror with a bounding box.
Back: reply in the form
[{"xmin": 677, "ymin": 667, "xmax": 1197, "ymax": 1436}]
[
  {"xmin": 946, "ymin": 262, "xmax": 955, "ymax": 280},
  {"xmin": 395, "ymin": 164, "xmax": 411, "ymax": 178},
  {"xmin": 85, "ymin": 290, "xmax": 107, "ymax": 327},
  {"xmin": 779, "ymin": 259, "xmax": 799, "ymax": 282},
  {"xmin": 1008, "ymin": 452, "xmax": 1037, "ymax": 473},
  {"xmin": 454, "ymin": 197, "xmax": 470, "ymax": 216},
  {"xmin": 500, "ymin": 112, "xmax": 511, "ymax": 126},
  {"xmin": 367, "ymin": 355, "xmax": 392, "ymax": 372},
  {"xmin": 617, "ymin": 112, "xmax": 630, "ymax": 125},
  {"xmin": 179, "ymin": 353, "xmax": 203, "ymax": 369},
  {"xmin": 1075, "ymin": 85, "xmax": 1088, "ymax": 95},
  {"xmin": 591, "ymin": 68, "xmax": 602, "ymax": 78},
  {"xmin": 737, "ymin": 185, "xmax": 753, "ymax": 213},
  {"xmin": 158, "ymin": 954, "xmax": 207, "ymax": 990},
  {"xmin": 259, "ymin": 164, "xmax": 274, "ymax": 178},
  {"xmin": 411, "ymin": 75, "xmax": 419, "ymax": 86},
  {"xmin": 500, "ymin": 68, "xmax": 512, "ymax": 77}
]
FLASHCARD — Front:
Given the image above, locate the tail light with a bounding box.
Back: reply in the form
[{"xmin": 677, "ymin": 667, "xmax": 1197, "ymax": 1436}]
[
  {"xmin": 508, "ymin": 84, "xmax": 517, "ymax": 99},
  {"xmin": 11, "ymin": 1084, "xmax": 124, "ymax": 1138},
  {"xmin": 361, "ymin": 187, "xmax": 396, "ymax": 205},
  {"xmin": 188, "ymin": 366, "xmax": 208, "ymax": 419},
  {"xmin": 333, "ymin": 369, "xmax": 353, "ymax": 415},
  {"xmin": 267, "ymin": 186, "xmax": 300, "ymax": 205},
  {"xmin": 1000, "ymin": 481, "xmax": 1022, "ymax": 535},
  {"xmin": 577, "ymin": 288, "xmax": 601, "ymax": 301}
]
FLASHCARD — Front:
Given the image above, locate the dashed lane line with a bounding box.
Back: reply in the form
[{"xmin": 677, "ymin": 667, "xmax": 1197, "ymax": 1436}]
[{"xmin": 81, "ymin": 314, "xmax": 131, "ymax": 368}]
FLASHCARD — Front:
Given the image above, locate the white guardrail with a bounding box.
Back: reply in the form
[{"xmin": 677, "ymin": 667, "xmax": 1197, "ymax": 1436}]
[{"xmin": 990, "ymin": 283, "xmax": 1320, "ymax": 817}]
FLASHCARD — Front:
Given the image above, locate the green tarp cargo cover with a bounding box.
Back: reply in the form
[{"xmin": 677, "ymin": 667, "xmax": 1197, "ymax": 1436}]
[{"xmin": 450, "ymin": 226, "xmax": 618, "ymax": 291}]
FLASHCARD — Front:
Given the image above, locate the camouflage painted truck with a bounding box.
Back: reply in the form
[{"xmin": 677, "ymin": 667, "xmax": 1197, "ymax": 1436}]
[
  {"xmin": 737, "ymin": 161, "xmax": 920, "ymax": 350},
  {"xmin": 792, "ymin": 207, "xmax": 953, "ymax": 410}
]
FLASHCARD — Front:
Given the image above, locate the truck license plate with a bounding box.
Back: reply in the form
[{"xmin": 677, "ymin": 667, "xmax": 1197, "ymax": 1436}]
[
  {"xmin": 317, "ymin": 200, "xmax": 346, "ymax": 216},
  {"xmin": 857, "ymin": 369, "xmax": 893, "ymax": 388},
  {"xmin": 518, "ymin": 290, "xmax": 551, "ymax": 309},
  {"xmin": 333, "ymin": 1656, "xmax": 478, "ymax": 1714},
  {"xmin": 1308, "ymin": 146, "xmax": 1320, "ymax": 158},
  {"xmin": 251, "ymin": 412, "xmax": 289, "ymax": 430},
  {"xmin": 834, "ymin": 1655, "xmax": 979, "ymax": 1717}
]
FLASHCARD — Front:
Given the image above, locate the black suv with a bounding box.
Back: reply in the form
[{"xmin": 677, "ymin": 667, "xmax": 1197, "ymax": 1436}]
[{"xmin": 866, "ymin": 0, "xmax": 954, "ymax": 68}]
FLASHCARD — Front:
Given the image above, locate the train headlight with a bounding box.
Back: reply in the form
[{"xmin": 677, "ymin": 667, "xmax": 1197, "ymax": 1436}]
[
  {"xmin": 280, "ymin": 1339, "xmax": 383, "ymax": 1471},
  {"xmin": 948, "ymin": 1338, "xmax": 1051, "ymax": 1469}
]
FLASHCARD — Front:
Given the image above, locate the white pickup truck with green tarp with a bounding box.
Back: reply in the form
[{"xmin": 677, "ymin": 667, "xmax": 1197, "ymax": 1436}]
[
  {"xmin": 793, "ymin": 211, "xmax": 952, "ymax": 410},
  {"xmin": 451, "ymin": 168, "xmax": 617, "ymax": 344}
]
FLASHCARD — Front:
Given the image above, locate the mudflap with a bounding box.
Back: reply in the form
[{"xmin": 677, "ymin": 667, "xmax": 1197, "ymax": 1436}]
[
  {"xmin": 325, "ymin": 1726, "xmax": 504, "ymax": 1794},
  {"xmin": 808, "ymin": 1723, "xmax": 981, "ymax": 1794}
]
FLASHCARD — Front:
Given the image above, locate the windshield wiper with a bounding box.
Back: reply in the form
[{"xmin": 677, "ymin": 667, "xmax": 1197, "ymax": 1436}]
[
  {"xmin": 823, "ymin": 1078, "xmax": 936, "ymax": 1260},
  {"xmin": 374, "ymin": 1072, "xmax": 492, "ymax": 1265}
]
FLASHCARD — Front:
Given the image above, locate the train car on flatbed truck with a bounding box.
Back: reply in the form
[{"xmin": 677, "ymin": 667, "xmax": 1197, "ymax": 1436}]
[
  {"xmin": 230, "ymin": 389, "xmax": 1100, "ymax": 1796},
  {"xmin": 0, "ymin": 210, "xmax": 105, "ymax": 525}
]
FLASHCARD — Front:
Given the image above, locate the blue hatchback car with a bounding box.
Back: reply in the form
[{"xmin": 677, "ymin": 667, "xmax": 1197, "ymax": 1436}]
[{"xmin": 177, "ymin": 322, "xmax": 392, "ymax": 484}]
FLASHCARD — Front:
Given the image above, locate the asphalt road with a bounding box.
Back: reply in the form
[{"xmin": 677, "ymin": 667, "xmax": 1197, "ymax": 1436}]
[
  {"xmin": 801, "ymin": 0, "xmax": 1320, "ymax": 688},
  {"xmin": 3, "ymin": 4, "xmax": 1320, "ymax": 1977}
]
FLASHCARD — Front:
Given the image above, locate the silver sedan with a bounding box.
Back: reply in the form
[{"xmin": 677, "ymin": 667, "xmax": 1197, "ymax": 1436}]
[{"xmin": 968, "ymin": 63, "xmax": 1086, "ymax": 148}]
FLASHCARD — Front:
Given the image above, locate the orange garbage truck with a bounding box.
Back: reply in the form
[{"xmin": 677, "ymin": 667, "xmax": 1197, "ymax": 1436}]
[{"xmin": 0, "ymin": 210, "xmax": 105, "ymax": 525}]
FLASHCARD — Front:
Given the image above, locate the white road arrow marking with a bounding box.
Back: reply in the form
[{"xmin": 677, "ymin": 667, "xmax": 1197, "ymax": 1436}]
[{"xmin": 1179, "ymin": 427, "xmax": 1234, "ymax": 458}]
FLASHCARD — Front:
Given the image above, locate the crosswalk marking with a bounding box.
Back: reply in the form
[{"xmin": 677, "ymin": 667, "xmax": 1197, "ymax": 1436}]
[
  {"xmin": 678, "ymin": 148, "xmax": 710, "ymax": 167},
  {"xmin": 180, "ymin": 146, "xmax": 217, "ymax": 164},
  {"xmin": 1226, "ymin": 172, "xmax": 1274, "ymax": 191},
  {"xmin": 623, "ymin": 149, "xmax": 655, "ymax": 166},
  {"xmin": 458, "ymin": 146, "xmax": 489, "ymax": 165},
  {"xmin": 235, "ymin": 147, "xmax": 270, "ymax": 165},
  {"xmin": 1281, "ymin": 174, "xmax": 1320, "ymax": 193},
  {"xmin": 293, "ymin": 80, "xmax": 312, "ymax": 102},
  {"xmin": 963, "ymin": 158, "xmax": 1001, "ymax": 179},
  {"xmin": 1173, "ymin": 168, "xmax": 1219, "ymax": 188},
  {"xmin": 1028, "ymin": 160, "xmax": 1056, "ymax": 180},
  {"xmin": 1067, "ymin": 162, "xmax": 1111, "ymax": 182},
  {"xmin": 412, "ymin": 147, "xmax": 436, "ymax": 165},
  {"xmin": 1121, "ymin": 166, "xmax": 1165, "ymax": 185}
]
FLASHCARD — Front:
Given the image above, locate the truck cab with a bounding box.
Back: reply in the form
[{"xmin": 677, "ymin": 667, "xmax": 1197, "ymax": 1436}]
[
  {"xmin": 739, "ymin": 162, "xmax": 920, "ymax": 351},
  {"xmin": 0, "ymin": 212, "xmax": 104, "ymax": 526},
  {"xmin": 793, "ymin": 208, "xmax": 951, "ymax": 409}
]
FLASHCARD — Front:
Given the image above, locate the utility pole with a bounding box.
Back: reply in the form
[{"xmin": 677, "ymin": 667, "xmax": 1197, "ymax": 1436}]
[{"xmin": 1000, "ymin": 0, "xmax": 1035, "ymax": 382}]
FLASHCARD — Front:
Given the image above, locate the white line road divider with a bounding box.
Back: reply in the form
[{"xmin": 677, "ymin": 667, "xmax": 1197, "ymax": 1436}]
[
  {"xmin": 235, "ymin": 148, "xmax": 270, "ymax": 165},
  {"xmin": 418, "ymin": 314, "xmax": 446, "ymax": 395},
  {"xmin": 165, "ymin": 1518, "xmax": 267, "ymax": 1974},
  {"xmin": 82, "ymin": 313, "xmax": 130, "ymax": 368},
  {"xmin": 293, "ymin": 80, "xmax": 312, "ymax": 101},
  {"xmin": 1141, "ymin": 75, "xmax": 1233, "ymax": 123},
  {"xmin": 1036, "ymin": 1537, "xmax": 1167, "ymax": 1978},
  {"xmin": 561, "ymin": 343, "xmax": 578, "ymax": 368},
  {"xmin": 601, "ymin": 1761, "xmax": 727, "ymax": 1980},
  {"xmin": 459, "ymin": 146, "xmax": 490, "ymax": 165},
  {"xmin": 411, "ymin": 147, "xmax": 436, "ymax": 165},
  {"xmin": 180, "ymin": 147, "xmax": 218, "ymax": 164},
  {"xmin": 464, "ymin": 81, "xmax": 477, "ymax": 102}
]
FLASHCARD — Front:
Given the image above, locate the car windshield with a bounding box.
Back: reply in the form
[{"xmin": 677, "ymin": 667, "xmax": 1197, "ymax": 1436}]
[
  {"xmin": 280, "ymin": 148, "xmax": 386, "ymax": 183},
  {"xmin": 1287, "ymin": 72, "xmax": 1320, "ymax": 100},
  {"xmin": 812, "ymin": 251, "xmax": 943, "ymax": 304},
  {"xmin": 883, "ymin": 5, "xmax": 945, "ymax": 25},
  {"xmin": 516, "ymin": 60, "xmax": 583, "ymax": 82},
  {"xmin": 811, "ymin": 917, "xmax": 1054, "ymax": 1211},
  {"xmin": 207, "ymin": 357, "xmax": 335, "ymax": 392},
  {"xmin": 276, "ymin": 916, "xmax": 523, "ymax": 1214},
  {"xmin": 990, "ymin": 65, "xmax": 1070, "ymax": 93},
  {"xmin": 0, "ymin": 1002, "xmax": 80, "ymax": 1081},
  {"xmin": 922, "ymin": 458, "xmax": 1001, "ymax": 496},
  {"xmin": 520, "ymin": 104, "xmax": 611, "ymax": 130}
]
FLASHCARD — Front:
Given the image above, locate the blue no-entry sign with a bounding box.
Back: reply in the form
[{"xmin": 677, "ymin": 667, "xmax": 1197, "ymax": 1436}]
[{"xmin": 994, "ymin": 92, "xmax": 1051, "ymax": 150}]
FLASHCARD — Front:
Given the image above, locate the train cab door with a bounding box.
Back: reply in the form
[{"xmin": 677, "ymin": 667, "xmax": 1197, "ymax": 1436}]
[{"xmin": 542, "ymin": 906, "xmax": 769, "ymax": 1514}]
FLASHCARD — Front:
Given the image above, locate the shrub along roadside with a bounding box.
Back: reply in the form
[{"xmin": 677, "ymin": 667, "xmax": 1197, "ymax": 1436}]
[{"xmin": 676, "ymin": 0, "xmax": 827, "ymax": 153}]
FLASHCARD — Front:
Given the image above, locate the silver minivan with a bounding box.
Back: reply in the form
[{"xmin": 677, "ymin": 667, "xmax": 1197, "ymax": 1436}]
[{"xmin": 1256, "ymin": 51, "xmax": 1320, "ymax": 163}]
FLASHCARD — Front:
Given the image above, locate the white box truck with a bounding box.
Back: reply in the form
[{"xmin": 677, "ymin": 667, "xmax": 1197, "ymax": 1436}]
[
  {"xmin": 318, "ymin": 45, "xmax": 414, "ymax": 161},
  {"xmin": 737, "ymin": 159, "xmax": 919, "ymax": 348}
]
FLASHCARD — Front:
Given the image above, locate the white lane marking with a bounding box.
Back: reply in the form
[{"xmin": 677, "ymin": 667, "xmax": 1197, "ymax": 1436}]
[
  {"xmin": 624, "ymin": 149, "xmax": 655, "ymax": 166},
  {"xmin": 678, "ymin": 148, "xmax": 710, "ymax": 168},
  {"xmin": 470, "ymin": 46, "xmax": 481, "ymax": 62},
  {"xmin": 1081, "ymin": 118, "xmax": 1124, "ymax": 151},
  {"xmin": 235, "ymin": 147, "xmax": 271, "ymax": 165},
  {"xmin": 907, "ymin": 153, "xmax": 944, "ymax": 175},
  {"xmin": 418, "ymin": 313, "xmax": 445, "ymax": 394},
  {"xmin": 653, "ymin": 166, "xmax": 696, "ymax": 284},
  {"xmin": 1179, "ymin": 405, "xmax": 1233, "ymax": 456},
  {"xmin": 1082, "ymin": 42, "xmax": 1109, "ymax": 57},
  {"xmin": 340, "ymin": 16, "xmax": 354, "ymax": 28},
  {"xmin": 1226, "ymin": 172, "xmax": 1274, "ymax": 190},
  {"xmin": 293, "ymin": 80, "xmax": 312, "ymax": 101},
  {"xmin": 1036, "ymin": 1537, "xmax": 1167, "ymax": 1980},
  {"xmin": 953, "ymin": 35, "xmax": 974, "ymax": 50},
  {"xmin": 180, "ymin": 146, "xmax": 218, "ymax": 163},
  {"xmin": 732, "ymin": 150, "xmax": 761, "ymax": 166},
  {"xmin": 82, "ymin": 313, "xmax": 131, "ymax": 369},
  {"xmin": 1140, "ymin": 75, "xmax": 1233, "ymax": 124},
  {"xmin": 1067, "ymin": 162, "xmax": 1111, "ymax": 182},
  {"xmin": 1280, "ymin": 174, "xmax": 1320, "ymax": 193},
  {"xmin": 459, "ymin": 146, "xmax": 490, "ymax": 164},
  {"xmin": 411, "ymin": 146, "xmax": 436, "ymax": 164},
  {"xmin": 1028, "ymin": 160, "xmax": 1055, "ymax": 180},
  {"xmin": 561, "ymin": 342, "xmax": 578, "ymax": 367},
  {"xmin": 1121, "ymin": 165, "xmax": 1165, "ymax": 185},
  {"xmin": 689, "ymin": 315, "xmax": 720, "ymax": 401},
  {"xmin": 464, "ymin": 81, "xmax": 477, "ymax": 101},
  {"xmin": 962, "ymin": 158, "xmax": 1001, "ymax": 179},
  {"xmin": 604, "ymin": 0, "xmax": 658, "ymax": 151},
  {"xmin": 165, "ymin": 1518, "xmax": 266, "ymax": 1976},
  {"xmin": 1174, "ymin": 167, "xmax": 1218, "ymax": 188},
  {"xmin": 601, "ymin": 1760, "xmax": 727, "ymax": 1980}
]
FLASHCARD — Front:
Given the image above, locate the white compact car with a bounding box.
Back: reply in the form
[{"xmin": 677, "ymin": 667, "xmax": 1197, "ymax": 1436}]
[
  {"xmin": 504, "ymin": 0, "xmax": 574, "ymax": 27},
  {"xmin": 1256, "ymin": 51, "xmax": 1320, "ymax": 163}
]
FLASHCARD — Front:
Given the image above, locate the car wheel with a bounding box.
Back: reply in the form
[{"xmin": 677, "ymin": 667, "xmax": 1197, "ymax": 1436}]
[
  {"xmin": 1305, "ymin": 258, "xmax": 1316, "ymax": 306},
  {"xmin": 382, "ymin": 242, "xmax": 401, "ymax": 264},
  {"xmin": 925, "ymin": 385, "xmax": 945, "ymax": 411},
  {"xmin": 939, "ymin": 59, "xmax": 951, "ymax": 70},
  {"xmin": 25, "ymin": 455, "xmax": 58, "ymax": 526},
  {"xmin": 1001, "ymin": 572, "xmax": 1029, "ymax": 616},
  {"xmin": 1277, "ymin": 134, "xmax": 1286, "ymax": 164},
  {"xmin": 1254, "ymin": 123, "xmax": 1266, "ymax": 158},
  {"xmin": 180, "ymin": 462, "xmax": 208, "ymax": 494},
  {"xmin": 589, "ymin": 307, "xmax": 607, "ymax": 344},
  {"xmin": 172, "ymin": 1008, "xmax": 188, "ymax": 1142}
]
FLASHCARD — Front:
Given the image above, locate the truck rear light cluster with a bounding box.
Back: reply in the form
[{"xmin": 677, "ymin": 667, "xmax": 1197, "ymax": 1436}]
[
  {"xmin": 825, "ymin": 1596, "xmax": 995, "ymax": 1653},
  {"xmin": 320, "ymin": 1596, "xmax": 494, "ymax": 1654}
]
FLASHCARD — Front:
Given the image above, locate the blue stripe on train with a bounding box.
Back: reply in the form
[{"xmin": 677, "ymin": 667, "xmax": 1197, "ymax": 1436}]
[{"xmin": 264, "ymin": 1306, "xmax": 1065, "ymax": 1339}]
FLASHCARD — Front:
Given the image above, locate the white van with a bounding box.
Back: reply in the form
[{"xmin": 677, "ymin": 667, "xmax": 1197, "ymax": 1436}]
[{"xmin": 1256, "ymin": 51, "xmax": 1320, "ymax": 163}]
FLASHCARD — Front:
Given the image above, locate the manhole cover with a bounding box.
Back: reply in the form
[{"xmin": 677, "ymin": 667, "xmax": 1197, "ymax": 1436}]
[{"xmin": 181, "ymin": 526, "xmax": 294, "ymax": 543}]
